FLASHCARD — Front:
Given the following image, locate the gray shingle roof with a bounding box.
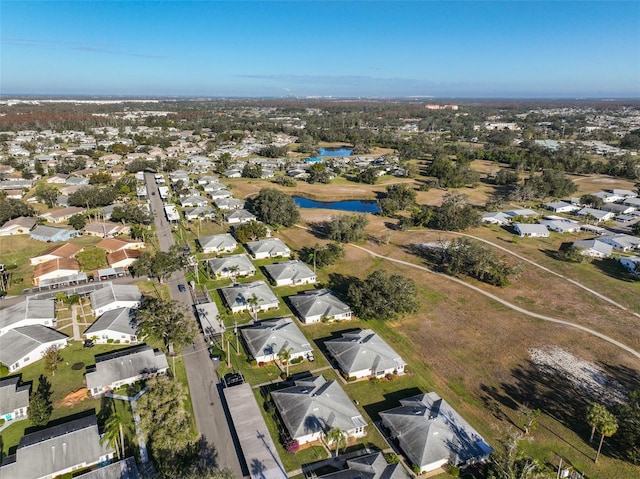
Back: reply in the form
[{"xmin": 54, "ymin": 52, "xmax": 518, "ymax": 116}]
[
  {"xmin": 84, "ymin": 307, "xmax": 137, "ymax": 337},
  {"xmin": 263, "ymin": 260, "xmax": 315, "ymax": 284},
  {"xmin": 271, "ymin": 375, "xmax": 366, "ymax": 440},
  {"xmin": 0, "ymin": 326, "xmax": 67, "ymax": 368},
  {"xmin": 241, "ymin": 318, "xmax": 312, "ymax": 360},
  {"xmin": 245, "ymin": 238, "xmax": 291, "ymax": 257},
  {"xmin": 198, "ymin": 233, "xmax": 237, "ymax": 252},
  {"xmin": 85, "ymin": 345, "xmax": 168, "ymax": 393},
  {"xmin": 219, "ymin": 281, "xmax": 278, "ymax": 310},
  {"xmin": 0, "ymin": 297, "xmax": 55, "ymax": 331},
  {"xmin": 0, "ymin": 414, "xmax": 114, "ymax": 478},
  {"xmin": 73, "ymin": 457, "xmax": 139, "ymax": 479},
  {"xmin": 207, "ymin": 254, "xmax": 255, "ymax": 277},
  {"xmin": 0, "ymin": 376, "xmax": 30, "ymax": 416},
  {"xmin": 325, "ymin": 329, "xmax": 406, "ymax": 377},
  {"xmin": 379, "ymin": 392, "xmax": 493, "ymax": 469},
  {"xmin": 288, "ymin": 289, "xmax": 351, "ymax": 320},
  {"xmin": 318, "ymin": 452, "xmax": 410, "ymax": 479},
  {"xmin": 90, "ymin": 283, "xmax": 141, "ymax": 312}
]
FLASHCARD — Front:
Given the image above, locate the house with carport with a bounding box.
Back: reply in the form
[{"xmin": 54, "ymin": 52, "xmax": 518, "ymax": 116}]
[
  {"xmin": 325, "ymin": 329, "xmax": 406, "ymax": 379},
  {"xmin": 207, "ymin": 254, "xmax": 256, "ymax": 279},
  {"xmin": 90, "ymin": 283, "xmax": 141, "ymax": 316},
  {"xmin": 219, "ymin": 281, "xmax": 279, "ymax": 314},
  {"xmin": 241, "ymin": 317, "xmax": 312, "ymax": 364}
]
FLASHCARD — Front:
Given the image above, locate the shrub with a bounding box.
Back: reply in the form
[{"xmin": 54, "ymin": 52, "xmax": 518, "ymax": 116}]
[
  {"xmin": 249, "ymin": 359, "xmax": 257, "ymax": 366},
  {"xmin": 106, "ymin": 339, "xmax": 114, "ymax": 344},
  {"xmin": 348, "ymin": 376, "xmax": 357, "ymax": 382},
  {"xmin": 71, "ymin": 362, "xmax": 84, "ymax": 371},
  {"xmin": 290, "ymin": 357, "xmax": 303, "ymax": 365},
  {"xmin": 370, "ymin": 376, "xmax": 380, "ymax": 384},
  {"xmin": 114, "ymin": 339, "xmax": 120, "ymax": 344},
  {"xmin": 285, "ymin": 439, "xmax": 300, "ymax": 454},
  {"xmin": 384, "ymin": 453, "xmax": 399, "ymax": 464},
  {"xmin": 412, "ymin": 464, "xmax": 421, "ymax": 474},
  {"xmin": 448, "ymin": 465, "xmax": 460, "ymax": 477},
  {"xmin": 0, "ymin": 418, "xmax": 5, "ymax": 426},
  {"xmin": 264, "ymin": 401, "xmax": 274, "ymax": 414},
  {"xmin": 385, "ymin": 373, "xmax": 395, "ymax": 381}
]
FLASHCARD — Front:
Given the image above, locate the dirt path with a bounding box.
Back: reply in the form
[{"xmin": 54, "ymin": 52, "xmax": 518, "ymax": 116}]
[{"xmin": 349, "ymin": 244, "xmax": 640, "ymax": 360}]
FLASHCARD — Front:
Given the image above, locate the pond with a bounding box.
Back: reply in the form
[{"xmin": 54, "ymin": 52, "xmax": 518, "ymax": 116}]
[
  {"xmin": 318, "ymin": 147, "xmax": 353, "ymax": 156},
  {"xmin": 294, "ymin": 196, "xmax": 379, "ymax": 213}
]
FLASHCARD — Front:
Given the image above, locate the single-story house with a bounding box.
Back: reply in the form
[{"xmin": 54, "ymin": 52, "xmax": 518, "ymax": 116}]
[
  {"xmin": 84, "ymin": 307, "xmax": 138, "ymax": 344},
  {"xmin": 241, "ymin": 317, "xmax": 312, "ymax": 364},
  {"xmin": 601, "ymin": 203, "xmax": 636, "ymax": 215},
  {"xmin": 620, "ymin": 256, "xmax": 640, "ymax": 275},
  {"xmin": 288, "ymin": 289, "xmax": 352, "ymax": 324},
  {"xmin": 183, "ymin": 206, "xmax": 216, "ymax": 221},
  {"xmin": 539, "ymin": 220, "xmax": 580, "ymax": 234},
  {"xmin": 197, "ymin": 175, "xmax": 219, "ymax": 185},
  {"xmin": 245, "ymin": 238, "xmax": 291, "ymax": 259},
  {"xmin": 90, "ymin": 283, "xmax": 141, "ymax": 316},
  {"xmin": 219, "ymin": 280, "xmax": 279, "ymax": 314},
  {"xmin": 513, "ymin": 223, "xmax": 549, "ymax": 238},
  {"xmin": 214, "ymin": 197, "xmax": 244, "ymax": 210},
  {"xmin": 85, "ymin": 344, "xmax": 168, "ymax": 397},
  {"xmin": 198, "ymin": 233, "xmax": 238, "ymax": 255},
  {"xmin": 207, "ymin": 254, "xmax": 256, "ymax": 279},
  {"xmin": 84, "ymin": 221, "xmax": 130, "ymax": 238},
  {"xmin": 0, "ymin": 325, "xmax": 68, "ymax": 372},
  {"xmin": 599, "ymin": 234, "xmax": 640, "ymax": 252},
  {"xmin": 623, "ymin": 197, "xmax": 640, "ymax": 207},
  {"xmin": 209, "ymin": 189, "xmax": 233, "ymax": 200},
  {"xmin": 0, "ymin": 376, "xmax": 30, "ymax": 423},
  {"xmin": 271, "ymin": 375, "xmax": 367, "ymax": 445},
  {"xmin": 39, "ymin": 206, "xmax": 85, "ymax": 224},
  {"xmin": 481, "ymin": 212, "xmax": 511, "ymax": 226},
  {"xmin": 180, "ymin": 195, "xmax": 209, "ymax": 208},
  {"xmin": 33, "ymin": 258, "xmax": 81, "ymax": 286},
  {"xmin": 577, "ymin": 207, "xmax": 615, "ymax": 223},
  {"xmin": 380, "ymin": 392, "xmax": 493, "ymax": 473},
  {"xmin": 611, "ymin": 189, "xmax": 637, "ymax": 199},
  {"xmin": 30, "ymin": 242, "xmax": 83, "ymax": 265},
  {"xmin": 572, "ymin": 239, "xmax": 613, "ymax": 258},
  {"xmin": 225, "ymin": 209, "xmax": 257, "ymax": 224},
  {"xmin": 107, "ymin": 248, "xmax": 144, "ymax": 269},
  {"xmin": 0, "ymin": 414, "xmax": 115, "ymax": 478},
  {"xmin": 545, "ymin": 201, "xmax": 580, "ymax": 213},
  {"xmin": 96, "ymin": 238, "xmax": 145, "ymax": 253},
  {"xmin": 316, "ymin": 452, "xmax": 410, "ymax": 479},
  {"xmin": 0, "ymin": 297, "xmax": 55, "ymax": 337},
  {"xmin": 505, "ymin": 208, "xmax": 539, "ymax": 219},
  {"xmin": 593, "ymin": 191, "xmax": 623, "ymax": 203},
  {"xmin": 30, "ymin": 225, "xmax": 81, "ymax": 242},
  {"xmin": 263, "ymin": 260, "xmax": 316, "ymax": 287},
  {"xmin": 325, "ymin": 329, "xmax": 406, "ymax": 380},
  {"xmin": 0, "ymin": 216, "xmax": 36, "ymax": 236}
]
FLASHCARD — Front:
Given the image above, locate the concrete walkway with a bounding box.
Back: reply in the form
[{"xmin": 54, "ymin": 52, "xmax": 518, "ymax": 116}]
[
  {"xmin": 105, "ymin": 388, "xmax": 149, "ymax": 463},
  {"xmin": 70, "ymin": 305, "xmax": 81, "ymax": 340},
  {"xmin": 350, "ymin": 244, "xmax": 640, "ymax": 360}
]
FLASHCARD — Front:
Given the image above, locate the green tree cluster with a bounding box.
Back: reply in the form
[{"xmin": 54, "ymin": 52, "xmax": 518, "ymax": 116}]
[
  {"xmin": 428, "ymin": 192, "xmax": 480, "ymax": 231},
  {"xmin": 258, "ymin": 145, "xmax": 288, "ymax": 158},
  {"xmin": 110, "ymin": 203, "xmax": 153, "ymax": 224},
  {"xmin": 251, "ymin": 188, "xmax": 300, "ymax": 227},
  {"xmin": 76, "ymin": 248, "xmax": 108, "ymax": 271},
  {"xmin": 233, "ymin": 221, "xmax": 268, "ymax": 243},
  {"xmin": 89, "ymin": 171, "xmax": 113, "ymax": 185},
  {"xmin": 35, "ymin": 184, "xmax": 60, "ymax": 208},
  {"xmin": 326, "ymin": 214, "xmax": 369, "ymax": 243},
  {"xmin": 308, "ymin": 163, "xmax": 333, "ymax": 184},
  {"xmin": 136, "ymin": 296, "xmax": 198, "ymax": 353},
  {"xmin": 68, "ymin": 213, "xmax": 87, "ymax": 230},
  {"xmin": 378, "ymin": 183, "xmax": 416, "ymax": 216},
  {"xmin": 131, "ymin": 245, "xmax": 188, "ymax": 282},
  {"xmin": 0, "ymin": 198, "xmax": 34, "ymax": 223},
  {"xmin": 28, "ymin": 375, "xmax": 53, "ymax": 427},
  {"xmin": 437, "ymin": 238, "xmax": 519, "ymax": 287},
  {"xmin": 298, "ymin": 243, "xmax": 345, "ymax": 267},
  {"xmin": 68, "ymin": 186, "xmax": 118, "ymax": 208},
  {"xmin": 357, "ymin": 168, "xmax": 379, "ymax": 184},
  {"xmin": 427, "ymin": 156, "xmax": 479, "ymax": 188},
  {"xmin": 242, "ymin": 162, "xmax": 263, "ymax": 178},
  {"xmin": 347, "ymin": 269, "xmax": 418, "ymax": 320}
]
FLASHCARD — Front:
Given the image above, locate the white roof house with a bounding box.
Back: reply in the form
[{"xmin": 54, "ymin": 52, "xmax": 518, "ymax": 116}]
[
  {"xmin": 241, "ymin": 317, "xmax": 312, "ymax": 364},
  {"xmin": 0, "ymin": 325, "xmax": 68, "ymax": 372},
  {"xmin": 599, "ymin": 234, "xmax": 640, "ymax": 252},
  {"xmin": 85, "ymin": 344, "xmax": 169, "ymax": 397},
  {"xmin": 209, "ymin": 189, "xmax": 233, "ymax": 200},
  {"xmin": 271, "ymin": 375, "xmax": 367, "ymax": 445},
  {"xmin": 572, "ymin": 239, "xmax": 613, "ymax": 258},
  {"xmin": 540, "ymin": 219, "xmax": 581, "ymax": 234},
  {"xmin": 380, "ymin": 392, "xmax": 493, "ymax": 473},
  {"xmin": 263, "ymin": 260, "xmax": 317, "ymax": 287},
  {"xmin": 545, "ymin": 201, "xmax": 580, "ymax": 213},
  {"xmin": 183, "ymin": 206, "xmax": 215, "ymax": 221},
  {"xmin": 219, "ymin": 281, "xmax": 279, "ymax": 314},
  {"xmin": 214, "ymin": 197, "xmax": 244, "ymax": 210},
  {"xmin": 83, "ymin": 307, "xmax": 138, "ymax": 344},
  {"xmin": 325, "ymin": 329, "xmax": 406, "ymax": 380},
  {"xmin": 577, "ymin": 207, "xmax": 615, "ymax": 222},
  {"xmin": 0, "ymin": 297, "xmax": 55, "ymax": 337},
  {"xmin": 198, "ymin": 233, "xmax": 238, "ymax": 255},
  {"xmin": 164, "ymin": 204, "xmax": 180, "ymax": 222},
  {"xmin": 513, "ymin": 223, "xmax": 549, "ymax": 237},
  {"xmin": 225, "ymin": 209, "xmax": 257, "ymax": 224},
  {"xmin": 207, "ymin": 254, "xmax": 256, "ymax": 278},
  {"xmin": 288, "ymin": 289, "xmax": 352, "ymax": 324},
  {"xmin": 245, "ymin": 238, "xmax": 291, "ymax": 259},
  {"xmin": 481, "ymin": 212, "xmax": 511, "ymax": 225},
  {"xmin": 90, "ymin": 283, "xmax": 141, "ymax": 316},
  {"xmin": 505, "ymin": 208, "xmax": 539, "ymax": 218},
  {"xmin": 0, "ymin": 216, "xmax": 36, "ymax": 236},
  {"xmin": 180, "ymin": 195, "xmax": 209, "ymax": 208}
]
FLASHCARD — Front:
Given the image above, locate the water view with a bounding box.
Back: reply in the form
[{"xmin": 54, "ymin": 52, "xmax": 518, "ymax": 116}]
[
  {"xmin": 318, "ymin": 147, "xmax": 353, "ymax": 156},
  {"xmin": 294, "ymin": 196, "xmax": 379, "ymax": 213}
]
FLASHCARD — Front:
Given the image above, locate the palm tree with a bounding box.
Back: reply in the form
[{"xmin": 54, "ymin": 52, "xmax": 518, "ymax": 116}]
[
  {"xmin": 586, "ymin": 402, "xmax": 607, "ymax": 443},
  {"xmin": 247, "ymin": 293, "xmax": 261, "ymax": 321},
  {"xmin": 595, "ymin": 409, "xmax": 618, "ymax": 463},
  {"xmin": 101, "ymin": 409, "xmax": 128, "ymax": 459},
  {"xmin": 222, "ymin": 328, "xmax": 235, "ymax": 368},
  {"xmin": 325, "ymin": 427, "xmax": 347, "ymax": 458},
  {"xmin": 277, "ymin": 347, "xmax": 294, "ymax": 377},
  {"xmin": 229, "ymin": 265, "xmax": 240, "ymax": 285}
]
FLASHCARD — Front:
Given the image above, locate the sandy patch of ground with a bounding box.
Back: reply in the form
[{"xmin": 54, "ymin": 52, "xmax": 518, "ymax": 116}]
[
  {"xmin": 55, "ymin": 388, "xmax": 88, "ymax": 408},
  {"xmin": 528, "ymin": 347, "xmax": 627, "ymax": 405}
]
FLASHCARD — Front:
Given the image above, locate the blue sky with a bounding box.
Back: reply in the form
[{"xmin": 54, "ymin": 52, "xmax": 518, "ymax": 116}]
[{"xmin": 1, "ymin": 1, "xmax": 639, "ymax": 98}]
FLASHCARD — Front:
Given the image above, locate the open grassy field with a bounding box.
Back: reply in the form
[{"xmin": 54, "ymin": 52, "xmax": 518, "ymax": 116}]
[{"xmin": 265, "ymin": 207, "xmax": 640, "ymax": 479}]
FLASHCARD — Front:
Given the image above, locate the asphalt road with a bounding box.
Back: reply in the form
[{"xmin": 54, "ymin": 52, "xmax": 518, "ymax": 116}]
[{"xmin": 145, "ymin": 172, "xmax": 244, "ymax": 477}]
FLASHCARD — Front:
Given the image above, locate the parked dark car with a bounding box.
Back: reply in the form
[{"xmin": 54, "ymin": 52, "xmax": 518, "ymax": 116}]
[
  {"xmin": 223, "ymin": 372, "xmax": 244, "ymax": 388},
  {"xmin": 83, "ymin": 339, "xmax": 94, "ymax": 348},
  {"xmin": 178, "ymin": 283, "xmax": 186, "ymax": 292}
]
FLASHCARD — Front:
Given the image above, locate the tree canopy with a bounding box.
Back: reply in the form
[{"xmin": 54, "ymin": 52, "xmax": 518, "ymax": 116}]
[
  {"xmin": 326, "ymin": 214, "xmax": 369, "ymax": 243},
  {"xmin": 251, "ymin": 188, "xmax": 300, "ymax": 227},
  {"xmin": 136, "ymin": 296, "xmax": 198, "ymax": 352},
  {"xmin": 346, "ymin": 269, "xmax": 418, "ymax": 320},
  {"xmin": 0, "ymin": 198, "xmax": 34, "ymax": 223}
]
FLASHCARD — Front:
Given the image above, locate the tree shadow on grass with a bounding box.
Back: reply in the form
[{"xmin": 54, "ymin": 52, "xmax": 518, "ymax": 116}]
[
  {"xmin": 362, "ymin": 387, "xmax": 424, "ymax": 423},
  {"xmin": 591, "ymin": 258, "xmax": 638, "ymax": 282},
  {"xmin": 327, "ymin": 273, "xmax": 359, "ymax": 299}
]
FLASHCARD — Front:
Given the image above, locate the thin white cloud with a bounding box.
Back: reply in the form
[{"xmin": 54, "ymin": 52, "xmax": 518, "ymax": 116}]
[{"xmin": 3, "ymin": 37, "xmax": 165, "ymax": 59}]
